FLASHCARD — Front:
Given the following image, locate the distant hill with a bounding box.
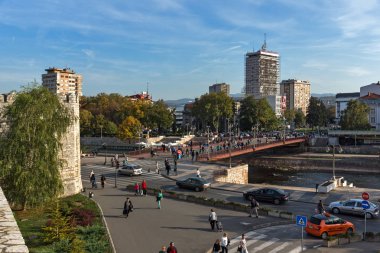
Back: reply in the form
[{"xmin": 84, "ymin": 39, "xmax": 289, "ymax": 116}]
[
  {"xmin": 164, "ymin": 98, "xmax": 194, "ymax": 107},
  {"xmin": 311, "ymin": 93, "xmax": 335, "ymax": 98}
]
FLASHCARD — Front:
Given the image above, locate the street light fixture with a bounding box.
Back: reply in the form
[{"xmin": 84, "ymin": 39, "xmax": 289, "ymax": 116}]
[
  {"xmin": 326, "ymin": 144, "xmax": 343, "ymax": 180},
  {"xmin": 100, "ymin": 124, "xmax": 103, "ymax": 139},
  {"xmin": 102, "ymin": 143, "xmax": 107, "ymax": 165},
  {"xmin": 206, "ymin": 125, "xmax": 210, "ymax": 160},
  {"xmin": 228, "ymin": 119, "xmax": 232, "ymax": 168}
]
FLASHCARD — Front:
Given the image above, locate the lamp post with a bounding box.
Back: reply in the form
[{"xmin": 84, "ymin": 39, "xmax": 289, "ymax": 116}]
[
  {"xmin": 102, "ymin": 143, "xmax": 107, "ymax": 165},
  {"xmin": 228, "ymin": 118, "xmax": 232, "ymax": 168},
  {"xmin": 326, "ymin": 145, "xmax": 343, "ymax": 180},
  {"xmin": 100, "ymin": 125, "xmax": 103, "ymax": 139},
  {"xmin": 185, "ymin": 123, "xmax": 189, "ymax": 136}
]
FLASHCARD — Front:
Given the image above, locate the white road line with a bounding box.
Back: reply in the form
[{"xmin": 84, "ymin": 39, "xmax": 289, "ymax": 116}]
[
  {"xmin": 230, "ymin": 234, "xmax": 266, "ymax": 252},
  {"xmin": 229, "ymin": 231, "xmax": 259, "ymax": 245},
  {"xmin": 252, "ymin": 238, "xmax": 279, "ymax": 252},
  {"xmin": 268, "ymin": 242, "xmax": 291, "ymax": 253},
  {"xmin": 287, "ymin": 245, "xmax": 303, "ymax": 253}
]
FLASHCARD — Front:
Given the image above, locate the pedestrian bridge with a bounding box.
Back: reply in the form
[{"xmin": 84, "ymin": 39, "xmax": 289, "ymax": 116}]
[{"xmin": 197, "ymin": 137, "xmax": 306, "ymax": 161}]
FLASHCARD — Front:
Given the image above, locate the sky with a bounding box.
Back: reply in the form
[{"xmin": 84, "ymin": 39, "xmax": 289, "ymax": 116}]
[{"xmin": 0, "ymin": 0, "xmax": 380, "ymax": 100}]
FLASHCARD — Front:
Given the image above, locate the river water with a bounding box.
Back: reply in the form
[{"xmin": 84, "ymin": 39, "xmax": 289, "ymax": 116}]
[{"xmin": 249, "ymin": 166, "xmax": 380, "ymax": 189}]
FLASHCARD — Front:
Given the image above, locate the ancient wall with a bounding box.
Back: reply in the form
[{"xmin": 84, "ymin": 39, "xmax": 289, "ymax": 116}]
[
  {"xmin": 213, "ymin": 164, "xmax": 249, "ymax": 185},
  {"xmin": 0, "ymin": 92, "xmax": 82, "ymax": 196}
]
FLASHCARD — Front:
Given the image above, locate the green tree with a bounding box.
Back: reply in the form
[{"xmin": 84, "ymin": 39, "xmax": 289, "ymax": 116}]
[
  {"xmin": 239, "ymin": 96, "xmax": 258, "ymax": 131},
  {"xmin": 294, "ymin": 109, "xmax": 306, "ymax": 128},
  {"xmin": 283, "ymin": 109, "xmax": 296, "ymax": 124},
  {"xmin": 239, "ymin": 97, "xmax": 278, "ymax": 131},
  {"xmin": 79, "ymin": 109, "xmax": 94, "ymax": 136},
  {"xmin": 145, "ymin": 100, "xmax": 174, "ymax": 134},
  {"xmin": 0, "ymin": 86, "xmax": 73, "ymax": 210},
  {"xmin": 256, "ymin": 98, "xmax": 279, "ymax": 130},
  {"xmin": 306, "ymin": 97, "xmax": 328, "ymax": 129},
  {"xmin": 340, "ymin": 100, "xmax": 371, "ymax": 130}
]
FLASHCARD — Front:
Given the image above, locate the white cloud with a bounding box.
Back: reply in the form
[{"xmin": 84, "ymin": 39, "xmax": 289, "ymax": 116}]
[
  {"xmin": 82, "ymin": 49, "xmax": 95, "ymax": 58},
  {"xmin": 343, "ymin": 67, "xmax": 371, "ymax": 77},
  {"xmin": 302, "ymin": 60, "xmax": 328, "ymax": 70}
]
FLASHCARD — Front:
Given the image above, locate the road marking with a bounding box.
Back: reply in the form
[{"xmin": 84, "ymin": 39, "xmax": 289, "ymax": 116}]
[
  {"xmin": 287, "ymin": 245, "xmax": 303, "ymax": 253},
  {"xmin": 252, "ymin": 238, "xmax": 279, "ymax": 252},
  {"xmin": 240, "ymin": 222, "xmax": 251, "ymax": 226},
  {"xmin": 229, "ymin": 231, "xmax": 258, "ymax": 245},
  {"xmin": 312, "ymin": 244, "xmax": 322, "ymax": 248},
  {"xmin": 268, "ymin": 242, "xmax": 291, "ymax": 253},
  {"xmin": 230, "ymin": 234, "xmax": 266, "ymax": 252}
]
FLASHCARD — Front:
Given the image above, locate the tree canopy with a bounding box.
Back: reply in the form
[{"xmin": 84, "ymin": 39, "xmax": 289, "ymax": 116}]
[
  {"xmin": 340, "ymin": 100, "xmax": 371, "ymax": 130},
  {"xmin": 306, "ymin": 97, "xmax": 328, "ymax": 129},
  {"xmin": 0, "ymin": 86, "xmax": 73, "ymax": 209}
]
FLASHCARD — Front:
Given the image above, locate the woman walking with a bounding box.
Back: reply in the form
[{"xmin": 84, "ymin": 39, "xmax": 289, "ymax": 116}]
[
  {"xmin": 238, "ymin": 234, "xmax": 248, "ymax": 253},
  {"xmin": 123, "ymin": 197, "xmax": 133, "ymax": 218},
  {"xmin": 213, "ymin": 239, "xmax": 221, "ymax": 253},
  {"xmin": 157, "ymin": 190, "xmax": 163, "ymax": 209}
]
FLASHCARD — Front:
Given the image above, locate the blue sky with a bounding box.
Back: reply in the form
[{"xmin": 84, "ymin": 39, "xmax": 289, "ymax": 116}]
[{"xmin": 0, "ymin": 0, "xmax": 380, "ymax": 100}]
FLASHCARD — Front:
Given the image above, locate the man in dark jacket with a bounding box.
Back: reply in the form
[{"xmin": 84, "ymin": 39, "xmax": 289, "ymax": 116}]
[{"xmin": 249, "ymin": 197, "xmax": 259, "ymax": 218}]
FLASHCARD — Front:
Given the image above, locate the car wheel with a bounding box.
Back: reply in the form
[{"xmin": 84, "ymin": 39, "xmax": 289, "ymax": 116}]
[
  {"xmin": 321, "ymin": 232, "xmax": 328, "ymax": 239},
  {"xmin": 365, "ymin": 212, "xmax": 373, "ymax": 219},
  {"xmin": 195, "ymin": 187, "xmax": 200, "ymax": 192},
  {"xmin": 332, "ymin": 207, "xmax": 340, "ymax": 214},
  {"xmin": 346, "ymin": 228, "xmax": 353, "ymax": 235},
  {"xmin": 274, "ymin": 199, "xmax": 280, "ymax": 205}
]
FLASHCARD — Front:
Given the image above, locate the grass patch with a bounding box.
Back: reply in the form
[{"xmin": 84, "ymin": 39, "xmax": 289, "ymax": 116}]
[{"xmin": 14, "ymin": 194, "xmax": 111, "ymax": 253}]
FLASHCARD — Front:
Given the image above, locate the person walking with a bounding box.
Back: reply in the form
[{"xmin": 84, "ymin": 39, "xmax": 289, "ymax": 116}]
[
  {"xmin": 156, "ymin": 161, "xmax": 160, "ymax": 174},
  {"xmin": 191, "ymin": 150, "xmax": 195, "ymax": 161},
  {"xmin": 238, "ymin": 234, "xmax": 248, "ymax": 253},
  {"xmin": 221, "ymin": 233, "xmax": 230, "ymax": 253},
  {"xmin": 212, "ymin": 239, "xmax": 221, "ymax": 253},
  {"xmin": 196, "ymin": 168, "xmax": 201, "ymax": 178},
  {"xmin": 123, "ymin": 197, "xmax": 133, "ymax": 217},
  {"xmin": 317, "ymin": 200, "xmax": 325, "ymax": 214},
  {"xmin": 100, "ymin": 175, "xmax": 106, "ymax": 189},
  {"xmin": 90, "ymin": 173, "xmax": 96, "ymax": 189},
  {"xmin": 165, "ymin": 158, "xmax": 171, "ymax": 176},
  {"xmin": 157, "ymin": 190, "xmax": 163, "ymax": 209},
  {"xmin": 159, "ymin": 246, "xmax": 166, "ymax": 253},
  {"xmin": 134, "ymin": 182, "xmax": 140, "ymax": 195},
  {"xmin": 141, "ymin": 180, "xmax": 147, "ymax": 196},
  {"xmin": 173, "ymin": 159, "xmax": 178, "ymax": 176},
  {"xmin": 209, "ymin": 209, "xmax": 217, "ymax": 231},
  {"xmin": 249, "ymin": 197, "xmax": 259, "ymax": 218},
  {"xmin": 166, "ymin": 242, "xmax": 177, "ymax": 253}
]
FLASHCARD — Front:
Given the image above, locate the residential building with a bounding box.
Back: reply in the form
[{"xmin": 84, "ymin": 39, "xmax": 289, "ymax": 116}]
[
  {"xmin": 128, "ymin": 91, "xmax": 152, "ymax": 102},
  {"xmin": 42, "ymin": 67, "xmax": 82, "ymax": 96},
  {"xmin": 360, "ymin": 81, "xmax": 380, "ymax": 97},
  {"xmin": 335, "ymin": 92, "xmax": 360, "ymax": 122},
  {"xmin": 209, "ymin": 83, "xmax": 230, "ymax": 95},
  {"xmin": 280, "ymin": 79, "xmax": 311, "ymax": 115},
  {"xmin": 266, "ymin": 95, "xmax": 285, "ymax": 117},
  {"xmin": 359, "ymin": 93, "xmax": 380, "ymax": 130},
  {"xmin": 245, "ymin": 46, "xmax": 280, "ymax": 99}
]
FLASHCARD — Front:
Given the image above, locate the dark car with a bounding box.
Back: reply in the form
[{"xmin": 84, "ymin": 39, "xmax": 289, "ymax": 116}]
[
  {"xmin": 243, "ymin": 187, "xmax": 289, "ymax": 205},
  {"xmin": 176, "ymin": 177, "xmax": 211, "ymax": 192}
]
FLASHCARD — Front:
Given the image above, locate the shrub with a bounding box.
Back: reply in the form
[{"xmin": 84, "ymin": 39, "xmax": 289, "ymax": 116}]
[
  {"xmin": 71, "ymin": 208, "xmax": 96, "ymax": 227},
  {"xmin": 52, "ymin": 239, "xmax": 71, "ymax": 253},
  {"xmin": 77, "ymin": 225, "xmax": 109, "ymax": 253}
]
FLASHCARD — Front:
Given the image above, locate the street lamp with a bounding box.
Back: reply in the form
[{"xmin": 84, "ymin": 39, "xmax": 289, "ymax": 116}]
[
  {"xmin": 185, "ymin": 123, "xmax": 189, "ymax": 136},
  {"xmin": 102, "ymin": 143, "xmax": 107, "ymax": 165},
  {"xmin": 227, "ymin": 119, "xmax": 232, "ymax": 168},
  {"xmin": 100, "ymin": 124, "xmax": 103, "ymax": 139},
  {"xmin": 326, "ymin": 145, "xmax": 343, "ymax": 180},
  {"xmin": 206, "ymin": 125, "xmax": 210, "ymax": 160}
]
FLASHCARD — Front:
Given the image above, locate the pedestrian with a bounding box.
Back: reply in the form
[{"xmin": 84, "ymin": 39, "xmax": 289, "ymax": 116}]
[
  {"xmin": 317, "ymin": 200, "xmax": 325, "ymax": 214},
  {"xmin": 249, "ymin": 197, "xmax": 259, "ymax": 218},
  {"xmin": 238, "ymin": 234, "xmax": 248, "ymax": 253},
  {"xmin": 159, "ymin": 246, "xmax": 166, "ymax": 253},
  {"xmin": 315, "ymin": 183, "xmax": 319, "ymax": 193},
  {"xmin": 208, "ymin": 209, "xmax": 217, "ymax": 231},
  {"xmin": 134, "ymin": 182, "xmax": 140, "ymax": 195},
  {"xmin": 191, "ymin": 150, "xmax": 195, "ymax": 161},
  {"xmin": 195, "ymin": 151, "xmax": 199, "ymax": 160},
  {"xmin": 213, "ymin": 239, "xmax": 221, "ymax": 253},
  {"xmin": 174, "ymin": 159, "xmax": 178, "ymax": 176},
  {"xmin": 165, "ymin": 158, "xmax": 171, "ymax": 176},
  {"xmin": 141, "ymin": 180, "xmax": 147, "ymax": 196},
  {"xmin": 89, "ymin": 170, "xmax": 94, "ymax": 180},
  {"xmin": 111, "ymin": 157, "xmax": 115, "ymax": 167},
  {"xmin": 123, "ymin": 197, "xmax": 133, "ymax": 217},
  {"xmin": 90, "ymin": 173, "xmax": 96, "ymax": 188},
  {"xmin": 157, "ymin": 190, "xmax": 163, "ymax": 209},
  {"xmin": 196, "ymin": 168, "xmax": 201, "ymax": 178},
  {"xmin": 166, "ymin": 242, "xmax": 177, "ymax": 253},
  {"xmin": 100, "ymin": 174, "xmax": 106, "ymax": 189},
  {"xmin": 156, "ymin": 161, "xmax": 160, "ymax": 174},
  {"xmin": 221, "ymin": 232, "xmax": 230, "ymax": 253}
]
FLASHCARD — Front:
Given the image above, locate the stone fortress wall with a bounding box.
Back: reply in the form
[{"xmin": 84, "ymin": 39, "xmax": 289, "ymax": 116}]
[{"xmin": 0, "ymin": 92, "xmax": 82, "ymax": 196}]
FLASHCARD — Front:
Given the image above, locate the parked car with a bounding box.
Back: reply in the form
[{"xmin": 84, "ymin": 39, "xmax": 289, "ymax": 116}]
[
  {"xmin": 176, "ymin": 177, "xmax": 210, "ymax": 192},
  {"xmin": 305, "ymin": 213, "xmax": 354, "ymax": 239},
  {"xmin": 243, "ymin": 187, "xmax": 289, "ymax": 205},
  {"xmin": 118, "ymin": 164, "xmax": 143, "ymax": 176},
  {"xmin": 328, "ymin": 199, "xmax": 379, "ymax": 219}
]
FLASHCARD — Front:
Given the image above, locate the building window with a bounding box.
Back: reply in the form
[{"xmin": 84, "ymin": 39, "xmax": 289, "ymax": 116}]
[{"xmin": 371, "ymin": 117, "xmax": 376, "ymax": 123}]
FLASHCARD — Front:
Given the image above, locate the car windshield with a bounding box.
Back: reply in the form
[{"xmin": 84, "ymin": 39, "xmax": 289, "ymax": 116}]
[
  {"xmin": 275, "ymin": 189, "xmax": 286, "ymax": 194},
  {"xmin": 192, "ymin": 178, "xmax": 207, "ymax": 183},
  {"xmin": 309, "ymin": 217, "xmax": 321, "ymax": 225},
  {"xmin": 129, "ymin": 165, "xmax": 141, "ymax": 169}
]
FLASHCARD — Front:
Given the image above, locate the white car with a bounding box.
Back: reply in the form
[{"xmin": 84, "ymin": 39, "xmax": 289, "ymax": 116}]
[{"xmin": 118, "ymin": 164, "xmax": 143, "ymax": 176}]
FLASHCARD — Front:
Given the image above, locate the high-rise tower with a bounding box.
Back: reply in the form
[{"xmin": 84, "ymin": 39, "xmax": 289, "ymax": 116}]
[
  {"xmin": 245, "ymin": 43, "xmax": 280, "ymax": 99},
  {"xmin": 42, "ymin": 67, "xmax": 83, "ymax": 96}
]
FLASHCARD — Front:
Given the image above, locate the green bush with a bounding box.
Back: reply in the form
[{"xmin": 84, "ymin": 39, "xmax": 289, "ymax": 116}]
[
  {"xmin": 52, "ymin": 239, "xmax": 71, "ymax": 253},
  {"xmin": 77, "ymin": 225, "xmax": 109, "ymax": 253}
]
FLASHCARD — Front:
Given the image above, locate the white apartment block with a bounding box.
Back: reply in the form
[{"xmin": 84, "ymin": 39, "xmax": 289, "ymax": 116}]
[{"xmin": 42, "ymin": 67, "xmax": 83, "ymax": 96}]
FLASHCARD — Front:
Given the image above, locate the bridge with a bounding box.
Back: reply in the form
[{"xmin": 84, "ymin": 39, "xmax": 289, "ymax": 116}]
[{"xmin": 197, "ymin": 137, "xmax": 306, "ymax": 161}]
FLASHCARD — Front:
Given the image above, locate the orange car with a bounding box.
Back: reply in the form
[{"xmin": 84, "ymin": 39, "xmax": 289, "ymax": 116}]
[{"xmin": 305, "ymin": 213, "xmax": 354, "ymax": 239}]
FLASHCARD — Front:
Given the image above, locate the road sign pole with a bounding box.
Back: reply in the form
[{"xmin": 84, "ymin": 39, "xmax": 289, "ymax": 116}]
[
  {"xmin": 364, "ymin": 211, "xmax": 367, "ymax": 240},
  {"xmin": 301, "ymin": 227, "xmax": 304, "ymax": 252}
]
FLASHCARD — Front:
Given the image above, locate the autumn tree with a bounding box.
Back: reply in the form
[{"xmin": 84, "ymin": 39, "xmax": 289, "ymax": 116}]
[
  {"xmin": 117, "ymin": 116, "xmax": 142, "ymax": 140},
  {"xmin": 0, "ymin": 86, "xmax": 73, "ymax": 209},
  {"xmin": 340, "ymin": 100, "xmax": 371, "ymax": 130}
]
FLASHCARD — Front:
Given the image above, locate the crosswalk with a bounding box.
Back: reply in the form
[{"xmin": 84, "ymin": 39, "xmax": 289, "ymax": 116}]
[{"xmin": 226, "ymin": 226, "xmax": 305, "ymax": 253}]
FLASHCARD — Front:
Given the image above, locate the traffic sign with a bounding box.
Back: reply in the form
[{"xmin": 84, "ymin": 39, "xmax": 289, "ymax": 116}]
[
  {"xmin": 362, "ymin": 200, "xmax": 370, "ymax": 210},
  {"xmin": 296, "ymin": 215, "xmax": 307, "ymax": 227},
  {"xmin": 362, "ymin": 192, "xmax": 370, "ymax": 200}
]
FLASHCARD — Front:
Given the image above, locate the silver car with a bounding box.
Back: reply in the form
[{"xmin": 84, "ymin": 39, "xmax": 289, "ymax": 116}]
[
  {"xmin": 118, "ymin": 164, "xmax": 143, "ymax": 176},
  {"xmin": 328, "ymin": 199, "xmax": 379, "ymax": 219}
]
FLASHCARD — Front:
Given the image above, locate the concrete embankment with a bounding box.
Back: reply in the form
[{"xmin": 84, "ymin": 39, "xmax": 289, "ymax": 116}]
[{"xmin": 240, "ymin": 152, "xmax": 380, "ymax": 174}]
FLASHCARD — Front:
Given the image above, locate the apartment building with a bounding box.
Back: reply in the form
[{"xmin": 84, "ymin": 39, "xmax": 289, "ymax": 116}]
[
  {"xmin": 280, "ymin": 79, "xmax": 311, "ymax": 115},
  {"xmin": 209, "ymin": 83, "xmax": 230, "ymax": 95},
  {"xmin": 42, "ymin": 67, "xmax": 83, "ymax": 96}
]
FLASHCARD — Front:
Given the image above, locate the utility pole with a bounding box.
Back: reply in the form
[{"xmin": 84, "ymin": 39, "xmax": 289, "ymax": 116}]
[
  {"xmin": 228, "ymin": 119, "xmax": 232, "ymax": 168},
  {"xmin": 207, "ymin": 126, "xmax": 210, "ymax": 160}
]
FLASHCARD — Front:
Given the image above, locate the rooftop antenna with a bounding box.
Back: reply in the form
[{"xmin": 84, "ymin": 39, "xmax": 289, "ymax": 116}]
[{"xmin": 262, "ymin": 33, "xmax": 267, "ymax": 50}]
